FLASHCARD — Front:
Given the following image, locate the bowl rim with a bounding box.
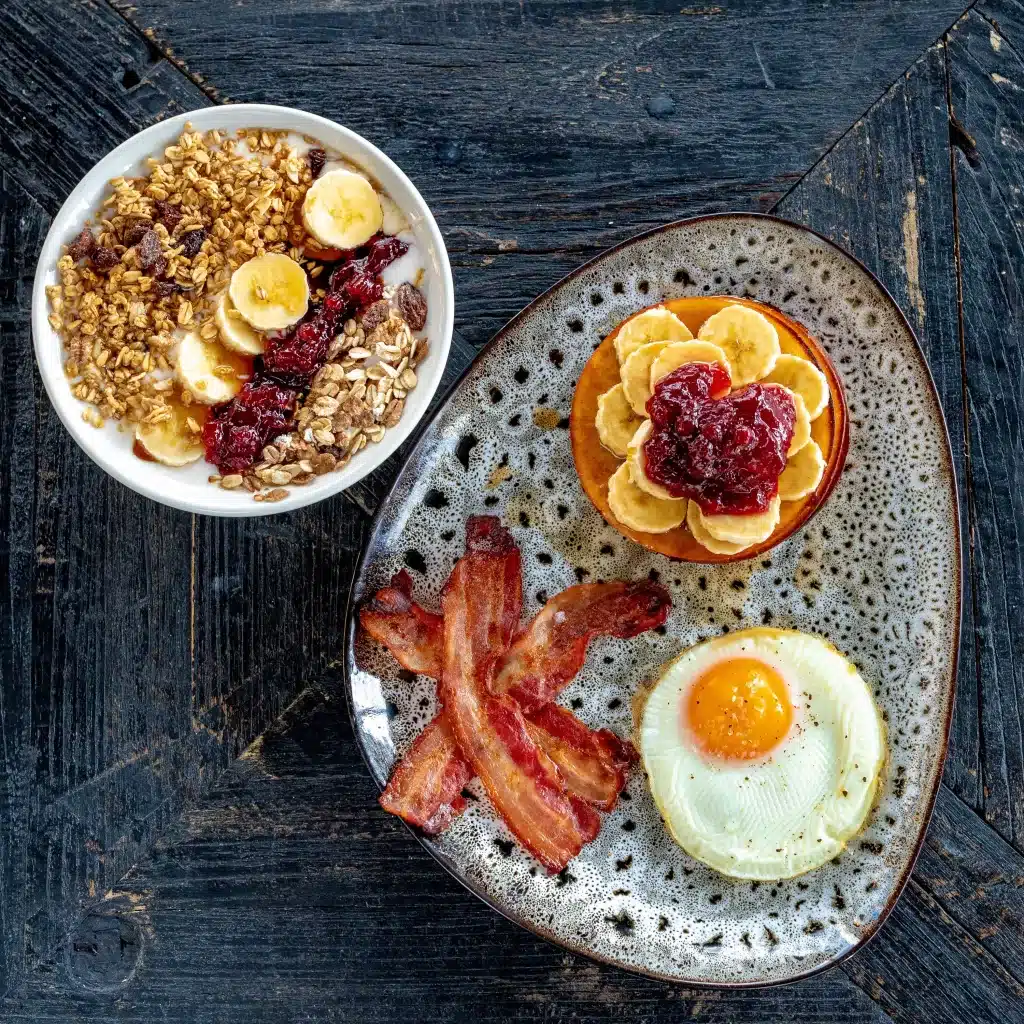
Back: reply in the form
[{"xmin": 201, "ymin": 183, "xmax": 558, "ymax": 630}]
[
  {"xmin": 341, "ymin": 209, "xmax": 961, "ymax": 988},
  {"xmin": 31, "ymin": 103, "xmax": 454, "ymax": 517}
]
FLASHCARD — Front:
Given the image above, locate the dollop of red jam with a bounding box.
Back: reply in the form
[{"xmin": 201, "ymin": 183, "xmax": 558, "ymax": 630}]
[
  {"xmin": 642, "ymin": 362, "xmax": 796, "ymax": 515},
  {"xmin": 203, "ymin": 233, "xmax": 408, "ymax": 472}
]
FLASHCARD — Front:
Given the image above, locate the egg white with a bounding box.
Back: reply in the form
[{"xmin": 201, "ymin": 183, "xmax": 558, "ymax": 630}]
[{"xmin": 640, "ymin": 628, "xmax": 885, "ymax": 880}]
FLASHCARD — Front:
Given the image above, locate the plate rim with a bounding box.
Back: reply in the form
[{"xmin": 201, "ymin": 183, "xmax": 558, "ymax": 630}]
[{"xmin": 341, "ymin": 210, "xmax": 962, "ymax": 988}]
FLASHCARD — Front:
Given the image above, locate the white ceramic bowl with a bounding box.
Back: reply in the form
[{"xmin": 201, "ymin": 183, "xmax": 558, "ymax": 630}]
[{"xmin": 32, "ymin": 104, "xmax": 454, "ymax": 516}]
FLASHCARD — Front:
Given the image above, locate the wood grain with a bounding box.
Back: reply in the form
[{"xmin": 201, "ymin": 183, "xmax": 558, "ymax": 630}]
[
  {"xmin": 115, "ymin": 0, "xmax": 970, "ymax": 345},
  {"xmin": 774, "ymin": 41, "xmax": 981, "ymax": 808},
  {"xmin": 947, "ymin": 9, "xmax": 1024, "ymax": 852},
  {"xmin": 0, "ymin": 0, "xmax": 211, "ymax": 215}
]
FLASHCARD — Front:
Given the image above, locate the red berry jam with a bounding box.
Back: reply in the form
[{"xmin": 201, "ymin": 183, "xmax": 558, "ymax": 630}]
[
  {"xmin": 642, "ymin": 362, "xmax": 796, "ymax": 515},
  {"xmin": 204, "ymin": 232, "xmax": 409, "ymax": 472},
  {"xmin": 202, "ymin": 379, "xmax": 297, "ymax": 472}
]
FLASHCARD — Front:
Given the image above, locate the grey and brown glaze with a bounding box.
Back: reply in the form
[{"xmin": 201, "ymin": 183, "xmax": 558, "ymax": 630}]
[{"xmin": 346, "ymin": 214, "xmax": 959, "ymax": 985}]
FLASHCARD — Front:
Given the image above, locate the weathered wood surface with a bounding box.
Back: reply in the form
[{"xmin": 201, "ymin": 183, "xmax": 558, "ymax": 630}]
[
  {"xmin": 3, "ymin": 1, "xmax": 1024, "ymax": 1021},
  {"xmin": 112, "ymin": 0, "xmax": 970, "ymax": 345}
]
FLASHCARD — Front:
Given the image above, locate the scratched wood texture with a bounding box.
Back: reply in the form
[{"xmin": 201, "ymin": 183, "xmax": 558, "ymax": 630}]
[{"xmin": 2, "ymin": 1, "xmax": 1024, "ymax": 1021}]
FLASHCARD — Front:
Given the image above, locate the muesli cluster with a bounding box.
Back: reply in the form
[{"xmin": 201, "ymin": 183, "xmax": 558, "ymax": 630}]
[{"xmin": 46, "ymin": 123, "xmax": 428, "ymax": 500}]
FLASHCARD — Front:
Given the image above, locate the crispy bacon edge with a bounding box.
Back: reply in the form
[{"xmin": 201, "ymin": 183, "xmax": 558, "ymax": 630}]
[
  {"xmin": 441, "ymin": 517, "xmax": 594, "ymax": 872},
  {"xmin": 496, "ymin": 581, "xmax": 672, "ymax": 713},
  {"xmin": 359, "ymin": 570, "xmax": 442, "ymax": 677}
]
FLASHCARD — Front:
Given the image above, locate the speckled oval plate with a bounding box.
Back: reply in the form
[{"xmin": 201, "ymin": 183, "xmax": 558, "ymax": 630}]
[{"xmin": 344, "ymin": 213, "xmax": 959, "ymax": 986}]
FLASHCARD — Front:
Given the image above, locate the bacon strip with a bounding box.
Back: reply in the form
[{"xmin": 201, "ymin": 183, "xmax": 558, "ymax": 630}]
[
  {"xmin": 359, "ymin": 569, "xmax": 442, "ymax": 677},
  {"xmin": 525, "ymin": 704, "xmax": 637, "ymax": 811},
  {"xmin": 364, "ymin": 575, "xmax": 669, "ymax": 831},
  {"xmin": 440, "ymin": 517, "xmax": 593, "ymax": 872},
  {"xmin": 496, "ymin": 581, "xmax": 672, "ymax": 713},
  {"xmin": 377, "ymin": 713, "xmax": 472, "ymax": 835}
]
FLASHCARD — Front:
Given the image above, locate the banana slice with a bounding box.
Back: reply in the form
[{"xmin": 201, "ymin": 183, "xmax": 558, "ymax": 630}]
[
  {"xmin": 215, "ymin": 291, "xmax": 265, "ymax": 356},
  {"xmin": 697, "ymin": 304, "xmax": 780, "ymax": 386},
  {"xmin": 778, "ymin": 439, "xmax": 825, "ymax": 501},
  {"xmin": 175, "ymin": 331, "xmax": 245, "ymax": 405},
  {"xmin": 686, "ymin": 500, "xmax": 750, "ymax": 556},
  {"xmin": 785, "ymin": 389, "xmax": 812, "ymax": 456},
  {"xmin": 761, "ymin": 354, "xmax": 829, "ymax": 420},
  {"xmin": 650, "ymin": 340, "xmax": 732, "ymax": 389},
  {"xmin": 595, "ymin": 383, "xmax": 642, "ymax": 458},
  {"xmin": 607, "ymin": 462, "xmax": 687, "ymax": 534},
  {"xmin": 626, "ymin": 420, "xmax": 678, "ymax": 500},
  {"xmin": 229, "ymin": 253, "xmax": 309, "ymax": 332},
  {"xmin": 613, "ymin": 307, "xmax": 693, "ymax": 364},
  {"xmin": 134, "ymin": 404, "xmax": 204, "ymax": 467},
  {"xmin": 621, "ymin": 341, "xmax": 670, "ymax": 416},
  {"xmin": 697, "ymin": 494, "xmax": 781, "ymax": 546},
  {"xmin": 302, "ymin": 168, "xmax": 383, "ymax": 250}
]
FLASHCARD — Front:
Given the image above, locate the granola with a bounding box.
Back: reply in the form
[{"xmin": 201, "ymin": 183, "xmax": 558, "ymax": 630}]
[{"xmin": 47, "ymin": 124, "xmax": 429, "ymax": 500}]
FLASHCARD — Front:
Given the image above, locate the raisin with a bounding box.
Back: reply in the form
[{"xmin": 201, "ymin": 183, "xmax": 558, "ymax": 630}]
[
  {"xmin": 154, "ymin": 200, "xmax": 183, "ymax": 231},
  {"xmin": 179, "ymin": 228, "xmax": 205, "ymax": 258},
  {"xmin": 307, "ymin": 148, "xmax": 326, "ymax": 178},
  {"xmin": 137, "ymin": 229, "xmax": 163, "ymax": 271},
  {"xmin": 360, "ymin": 299, "xmax": 390, "ymax": 333},
  {"xmin": 122, "ymin": 220, "xmax": 152, "ymax": 247},
  {"xmin": 394, "ymin": 282, "xmax": 428, "ymax": 331},
  {"xmin": 67, "ymin": 228, "xmax": 95, "ymax": 262},
  {"xmin": 155, "ymin": 279, "xmax": 179, "ymax": 298},
  {"xmin": 149, "ymin": 256, "xmax": 168, "ymax": 279},
  {"xmin": 90, "ymin": 246, "xmax": 120, "ymax": 271}
]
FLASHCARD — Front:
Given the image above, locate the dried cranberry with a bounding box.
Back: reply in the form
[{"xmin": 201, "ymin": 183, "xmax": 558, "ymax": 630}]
[
  {"xmin": 360, "ymin": 299, "xmax": 390, "ymax": 333},
  {"xmin": 323, "ymin": 292, "xmax": 349, "ymax": 316},
  {"xmin": 154, "ymin": 200, "xmax": 183, "ymax": 231},
  {"xmin": 307, "ymin": 148, "xmax": 327, "ymax": 178},
  {"xmin": 137, "ymin": 229, "xmax": 163, "ymax": 271},
  {"xmin": 394, "ymin": 282, "xmax": 427, "ymax": 331},
  {"xmin": 122, "ymin": 220, "xmax": 152, "ymax": 247},
  {"xmin": 90, "ymin": 246, "xmax": 120, "ymax": 271},
  {"xmin": 67, "ymin": 228, "xmax": 96, "ymax": 262},
  {"xmin": 179, "ymin": 228, "xmax": 206, "ymax": 258},
  {"xmin": 263, "ymin": 317, "xmax": 334, "ymax": 386}
]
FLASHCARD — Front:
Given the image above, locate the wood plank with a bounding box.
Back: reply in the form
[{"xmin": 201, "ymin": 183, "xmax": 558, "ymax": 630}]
[
  {"xmin": 0, "ymin": 0, "xmax": 211, "ymax": 215},
  {"xmin": 0, "ymin": 173, "xmax": 49, "ymax": 1003},
  {"xmin": 841, "ymin": 877, "xmax": 1024, "ymax": 1024},
  {"xmin": 916, "ymin": 786, "xmax": 1024, "ymax": 975},
  {"xmin": 119, "ymin": 0, "xmax": 969, "ymax": 345},
  {"xmin": 774, "ymin": 41, "xmax": 980, "ymax": 807},
  {"xmin": 11, "ymin": 688, "xmax": 891, "ymax": 1023},
  {"xmin": 947, "ymin": 9, "xmax": 1024, "ymax": 851}
]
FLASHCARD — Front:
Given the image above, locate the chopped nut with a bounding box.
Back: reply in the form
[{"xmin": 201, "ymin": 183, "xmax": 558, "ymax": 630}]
[
  {"xmin": 311, "ymin": 452, "xmax": 336, "ymax": 474},
  {"xmin": 263, "ymin": 488, "xmax": 289, "ymax": 502},
  {"xmin": 360, "ymin": 299, "xmax": 390, "ymax": 333}
]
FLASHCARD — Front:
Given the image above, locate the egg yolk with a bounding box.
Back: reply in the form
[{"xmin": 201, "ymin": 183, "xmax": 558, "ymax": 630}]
[{"xmin": 686, "ymin": 658, "xmax": 792, "ymax": 761}]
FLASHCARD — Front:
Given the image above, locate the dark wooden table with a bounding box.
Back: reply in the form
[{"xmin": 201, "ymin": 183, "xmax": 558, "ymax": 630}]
[{"xmin": 1, "ymin": 2, "xmax": 1023, "ymax": 1021}]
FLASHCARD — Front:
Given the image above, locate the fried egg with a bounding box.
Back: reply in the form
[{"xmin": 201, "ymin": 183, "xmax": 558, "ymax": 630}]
[{"xmin": 639, "ymin": 628, "xmax": 885, "ymax": 880}]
